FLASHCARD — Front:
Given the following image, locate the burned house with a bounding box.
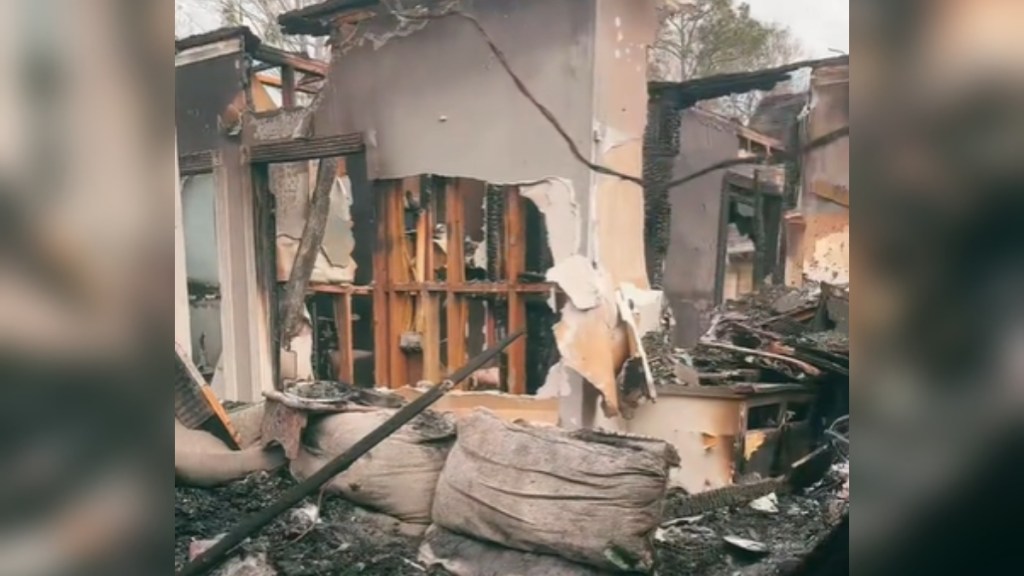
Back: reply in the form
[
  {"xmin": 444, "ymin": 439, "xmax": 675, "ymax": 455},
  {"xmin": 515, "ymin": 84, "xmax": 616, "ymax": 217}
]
[
  {"xmin": 646, "ymin": 54, "xmax": 850, "ymax": 347},
  {"xmin": 174, "ymin": 4, "xmax": 850, "ymax": 576},
  {"xmin": 175, "ymin": 1, "xmax": 665, "ymax": 431},
  {"xmin": 175, "ymin": 1, "xmax": 848, "ymax": 496}
]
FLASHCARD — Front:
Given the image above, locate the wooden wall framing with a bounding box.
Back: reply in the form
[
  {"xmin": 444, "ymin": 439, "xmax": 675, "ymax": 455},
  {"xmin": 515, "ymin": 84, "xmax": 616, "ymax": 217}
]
[{"xmin": 310, "ymin": 176, "xmax": 553, "ymax": 393}]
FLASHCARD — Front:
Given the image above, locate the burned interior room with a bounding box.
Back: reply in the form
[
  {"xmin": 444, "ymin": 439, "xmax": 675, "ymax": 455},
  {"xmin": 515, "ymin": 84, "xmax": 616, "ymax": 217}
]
[{"xmin": 175, "ymin": 2, "xmax": 849, "ymax": 575}]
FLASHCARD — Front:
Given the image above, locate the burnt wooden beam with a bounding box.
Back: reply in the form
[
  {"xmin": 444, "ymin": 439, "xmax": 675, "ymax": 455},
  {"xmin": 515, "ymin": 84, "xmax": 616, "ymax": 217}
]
[
  {"xmin": 308, "ymin": 283, "xmax": 375, "ymax": 295},
  {"xmin": 371, "ymin": 182, "xmax": 392, "ymax": 386},
  {"xmin": 445, "ymin": 179, "xmax": 468, "ymax": 372},
  {"xmin": 505, "ymin": 186, "xmax": 527, "ymax": 395},
  {"xmin": 280, "ymin": 66, "xmax": 297, "ymax": 108},
  {"xmin": 178, "ymin": 150, "xmax": 216, "ymax": 175},
  {"xmin": 246, "ymin": 133, "xmax": 365, "ymax": 164},
  {"xmin": 390, "ymin": 282, "xmax": 555, "ymax": 294},
  {"xmin": 254, "ymin": 73, "xmax": 322, "ymax": 95},
  {"xmin": 252, "ymin": 44, "xmax": 328, "ymax": 77},
  {"xmin": 333, "ymin": 293, "xmax": 354, "ymax": 383},
  {"xmin": 386, "ymin": 179, "xmax": 414, "ymax": 387},
  {"xmin": 279, "ymin": 157, "xmax": 339, "ymax": 343}
]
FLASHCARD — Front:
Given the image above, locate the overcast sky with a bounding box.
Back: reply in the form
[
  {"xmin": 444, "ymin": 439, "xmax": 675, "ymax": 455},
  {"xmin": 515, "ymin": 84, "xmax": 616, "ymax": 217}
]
[
  {"xmin": 745, "ymin": 0, "xmax": 849, "ymax": 58},
  {"xmin": 177, "ymin": 0, "xmax": 851, "ymax": 59}
]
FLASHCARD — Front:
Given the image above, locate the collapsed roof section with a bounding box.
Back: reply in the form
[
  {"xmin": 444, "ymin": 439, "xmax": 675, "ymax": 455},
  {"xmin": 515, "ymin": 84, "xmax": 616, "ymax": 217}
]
[
  {"xmin": 648, "ymin": 54, "xmax": 849, "ymax": 108},
  {"xmin": 175, "ymin": 25, "xmax": 328, "ymax": 84},
  {"xmin": 279, "ymin": 0, "xmax": 383, "ymax": 36}
]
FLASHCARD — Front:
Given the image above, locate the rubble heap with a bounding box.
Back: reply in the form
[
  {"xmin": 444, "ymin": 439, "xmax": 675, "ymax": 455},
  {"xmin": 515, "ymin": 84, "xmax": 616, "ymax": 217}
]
[
  {"xmin": 175, "ymin": 471, "xmax": 436, "ymax": 575},
  {"xmin": 645, "ymin": 282, "xmax": 849, "ymax": 387}
]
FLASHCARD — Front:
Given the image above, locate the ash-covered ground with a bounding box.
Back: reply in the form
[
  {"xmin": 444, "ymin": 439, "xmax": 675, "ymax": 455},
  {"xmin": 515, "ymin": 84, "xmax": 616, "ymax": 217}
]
[
  {"xmin": 655, "ymin": 475, "xmax": 847, "ymax": 576},
  {"xmin": 175, "ymin": 470, "xmax": 442, "ymax": 576},
  {"xmin": 176, "ymin": 468, "xmax": 845, "ymax": 576}
]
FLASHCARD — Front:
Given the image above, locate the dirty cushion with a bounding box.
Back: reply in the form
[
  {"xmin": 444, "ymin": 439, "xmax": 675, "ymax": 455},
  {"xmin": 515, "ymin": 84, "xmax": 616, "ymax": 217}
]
[{"xmin": 432, "ymin": 409, "xmax": 678, "ymax": 572}]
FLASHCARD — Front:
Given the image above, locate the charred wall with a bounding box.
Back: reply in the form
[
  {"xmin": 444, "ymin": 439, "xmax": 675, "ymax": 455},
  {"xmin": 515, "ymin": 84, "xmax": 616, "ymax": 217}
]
[
  {"xmin": 664, "ymin": 110, "xmax": 739, "ymax": 346},
  {"xmin": 643, "ymin": 94, "xmax": 683, "ymax": 289},
  {"xmin": 791, "ymin": 63, "xmax": 850, "ymax": 286}
]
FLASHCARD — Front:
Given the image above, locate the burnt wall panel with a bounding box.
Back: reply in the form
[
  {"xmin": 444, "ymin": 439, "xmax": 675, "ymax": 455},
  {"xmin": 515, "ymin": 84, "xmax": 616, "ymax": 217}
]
[
  {"xmin": 175, "ymin": 53, "xmax": 247, "ymax": 155},
  {"xmin": 798, "ymin": 63, "xmax": 850, "ymax": 285}
]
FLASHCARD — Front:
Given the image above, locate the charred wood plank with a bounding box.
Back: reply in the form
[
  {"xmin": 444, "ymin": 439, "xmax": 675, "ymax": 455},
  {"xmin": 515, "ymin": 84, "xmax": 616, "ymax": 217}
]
[{"xmin": 246, "ymin": 133, "xmax": 365, "ymax": 164}]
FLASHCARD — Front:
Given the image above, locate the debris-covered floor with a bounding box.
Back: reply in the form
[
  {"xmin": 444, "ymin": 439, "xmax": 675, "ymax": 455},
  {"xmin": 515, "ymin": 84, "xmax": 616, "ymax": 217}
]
[
  {"xmin": 657, "ymin": 481, "xmax": 847, "ymax": 575},
  {"xmin": 175, "ymin": 468, "xmax": 847, "ymax": 575},
  {"xmin": 175, "ymin": 470, "xmax": 440, "ymax": 576},
  {"xmin": 175, "ymin": 281, "xmax": 849, "ymax": 575}
]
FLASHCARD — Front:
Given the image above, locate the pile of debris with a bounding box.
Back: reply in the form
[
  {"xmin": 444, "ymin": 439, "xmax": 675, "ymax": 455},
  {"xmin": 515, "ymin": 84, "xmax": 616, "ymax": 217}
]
[
  {"xmin": 645, "ymin": 282, "xmax": 849, "ymax": 387},
  {"xmin": 175, "ymin": 470, "xmax": 437, "ymax": 575},
  {"xmin": 176, "ymin": 313, "xmax": 849, "ymax": 576},
  {"xmin": 655, "ymin": 461, "xmax": 849, "ymax": 575}
]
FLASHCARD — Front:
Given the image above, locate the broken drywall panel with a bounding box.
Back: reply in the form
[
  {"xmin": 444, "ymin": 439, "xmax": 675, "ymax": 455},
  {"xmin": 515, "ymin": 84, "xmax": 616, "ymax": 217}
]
[
  {"xmin": 520, "ymin": 177, "xmax": 581, "ymax": 264},
  {"xmin": 550, "ymin": 263, "xmax": 632, "ymax": 418},
  {"xmin": 320, "ymin": 176, "xmax": 357, "ymax": 271},
  {"xmin": 275, "ymin": 171, "xmax": 357, "ymax": 284},
  {"xmin": 614, "ymin": 282, "xmax": 665, "ymax": 412},
  {"xmin": 546, "ymin": 255, "xmax": 601, "ymax": 310},
  {"xmin": 618, "ymin": 282, "xmax": 664, "ymax": 336},
  {"xmin": 535, "ymin": 361, "xmax": 575, "ymax": 400},
  {"xmin": 615, "ymin": 287, "xmax": 658, "ymax": 401}
]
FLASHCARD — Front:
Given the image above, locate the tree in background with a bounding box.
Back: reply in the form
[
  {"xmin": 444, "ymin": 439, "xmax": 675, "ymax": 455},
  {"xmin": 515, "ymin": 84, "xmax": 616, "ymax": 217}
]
[
  {"xmin": 175, "ymin": 0, "xmax": 326, "ymax": 58},
  {"xmin": 650, "ymin": 0, "xmax": 803, "ymax": 123}
]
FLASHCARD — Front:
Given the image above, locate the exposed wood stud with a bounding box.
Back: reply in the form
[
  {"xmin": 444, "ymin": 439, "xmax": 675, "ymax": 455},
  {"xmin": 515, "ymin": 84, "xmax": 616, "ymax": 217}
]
[
  {"xmin": 246, "ymin": 133, "xmax": 365, "ymax": 164},
  {"xmin": 309, "ymin": 283, "xmax": 374, "ymax": 295},
  {"xmin": 372, "ymin": 182, "xmax": 392, "ymax": 387},
  {"xmin": 505, "ymin": 186, "xmax": 527, "ymax": 395},
  {"xmin": 446, "ymin": 179, "xmax": 468, "ymax": 371},
  {"xmin": 419, "ymin": 176, "xmax": 442, "ymax": 383},
  {"xmin": 422, "ymin": 293, "xmax": 442, "ymax": 383},
  {"xmin": 252, "ymin": 44, "xmax": 329, "ymax": 77},
  {"xmin": 389, "ymin": 282, "xmax": 553, "ymax": 294},
  {"xmin": 387, "ymin": 180, "xmax": 415, "ymax": 387},
  {"xmin": 281, "ymin": 66, "xmax": 296, "ymax": 108},
  {"xmin": 485, "ymin": 302, "xmax": 496, "ymax": 347},
  {"xmin": 334, "ymin": 293, "xmax": 354, "ymax": 383}
]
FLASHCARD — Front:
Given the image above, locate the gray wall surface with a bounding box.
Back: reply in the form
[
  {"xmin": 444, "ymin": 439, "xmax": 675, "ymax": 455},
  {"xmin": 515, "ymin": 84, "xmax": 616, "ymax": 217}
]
[
  {"xmin": 664, "ymin": 110, "xmax": 738, "ymax": 346},
  {"xmin": 312, "ymin": 0, "xmax": 597, "ymax": 256}
]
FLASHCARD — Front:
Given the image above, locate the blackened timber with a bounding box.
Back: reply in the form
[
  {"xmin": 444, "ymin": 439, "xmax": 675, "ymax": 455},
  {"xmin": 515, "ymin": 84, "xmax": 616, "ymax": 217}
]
[
  {"xmin": 246, "ymin": 133, "xmax": 365, "ymax": 164},
  {"xmin": 179, "ymin": 150, "xmax": 216, "ymax": 175},
  {"xmin": 253, "ymin": 44, "xmax": 329, "ymax": 77}
]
